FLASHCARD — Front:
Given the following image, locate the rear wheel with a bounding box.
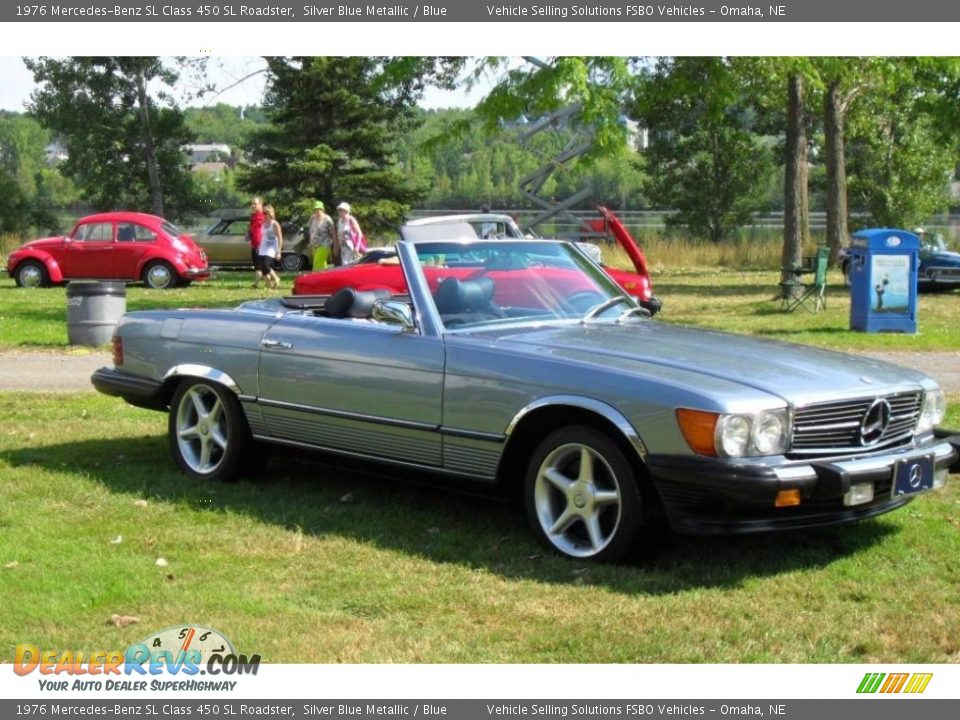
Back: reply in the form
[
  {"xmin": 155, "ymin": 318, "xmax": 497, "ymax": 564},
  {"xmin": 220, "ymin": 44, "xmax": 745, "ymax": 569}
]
[
  {"xmin": 280, "ymin": 252, "xmax": 306, "ymax": 272},
  {"xmin": 143, "ymin": 261, "xmax": 176, "ymax": 289},
  {"xmin": 14, "ymin": 260, "xmax": 50, "ymax": 288},
  {"xmin": 169, "ymin": 380, "xmax": 251, "ymax": 481},
  {"xmin": 524, "ymin": 425, "xmax": 646, "ymax": 562}
]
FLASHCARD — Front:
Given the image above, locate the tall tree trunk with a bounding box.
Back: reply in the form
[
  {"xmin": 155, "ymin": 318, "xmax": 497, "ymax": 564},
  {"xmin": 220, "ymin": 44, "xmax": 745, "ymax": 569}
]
[
  {"xmin": 824, "ymin": 80, "xmax": 848, "ymax": 266},
  {"xmin": 800, "ymin": 149, "xmax": 810, "ymax": 245},
  {"xmin": 781, "ymin": 73, "xmax": 806, "ymax": 296},
  {"xmin": 134, "ymin": 70, "xmax": 164, "ymax": 217}
]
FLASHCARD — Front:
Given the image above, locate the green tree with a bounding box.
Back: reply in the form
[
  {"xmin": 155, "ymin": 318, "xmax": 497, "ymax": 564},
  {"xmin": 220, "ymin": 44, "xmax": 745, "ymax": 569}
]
[
  {"xmin": 25, "ymin": 57, "xmax": 199, "ymax": 219},
  {"xmin": 0, "ymin": 111, "xmax": 78, "ymax": 233},
  {"xmin": 183, "ymin": 103, "xmax": 267, "ymax": 149},
  {"xmin": 846, "ymin": 60, "xmax": 958, "ymax": 228},
  {"xmin": 847, "ymin": 107, "xmax": 951, "ymax": 228},
  {"xmin": 635, "ymin": 57, "xmax": 775, "ymax": 243},
  {"xmin": 241, "ymin": 57, "xmax": 459, "ymax": 232}
]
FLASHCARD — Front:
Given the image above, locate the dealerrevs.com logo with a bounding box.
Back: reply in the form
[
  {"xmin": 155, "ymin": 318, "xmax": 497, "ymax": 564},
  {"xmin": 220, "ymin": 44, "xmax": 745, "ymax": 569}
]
[
  {"xmin": 13, "ymin": 625, "xmax": 260, "ymax": 692},
  {"xmin": 857, "ymin": 672, "xmax": 933, "ymax": 694}
]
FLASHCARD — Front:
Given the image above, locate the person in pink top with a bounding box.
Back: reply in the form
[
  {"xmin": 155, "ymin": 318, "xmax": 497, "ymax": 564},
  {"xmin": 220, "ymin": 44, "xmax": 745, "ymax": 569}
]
[{"xmin": 248, "ymin": 196, "xmax": 266, "ymax": 288}]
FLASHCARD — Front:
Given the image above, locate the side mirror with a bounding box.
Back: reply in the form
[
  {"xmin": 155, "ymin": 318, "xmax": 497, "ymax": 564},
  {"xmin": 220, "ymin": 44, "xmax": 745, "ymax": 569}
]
[{"xmin": 372, "ymin": 300, "xmax": 415, "ymax": 331}]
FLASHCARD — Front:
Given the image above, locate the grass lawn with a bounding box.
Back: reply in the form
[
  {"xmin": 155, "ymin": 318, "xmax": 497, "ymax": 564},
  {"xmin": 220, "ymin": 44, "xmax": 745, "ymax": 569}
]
[
  {"xmin": 2, "ymin": 265, "xmax": 960, "ymax": 351},
  {"xmin": 1, "ymin": 393, "xmax": 959, "ymax": 663}
]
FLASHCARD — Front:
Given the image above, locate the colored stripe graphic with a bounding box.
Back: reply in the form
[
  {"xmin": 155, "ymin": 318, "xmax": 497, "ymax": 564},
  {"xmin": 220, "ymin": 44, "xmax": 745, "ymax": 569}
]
[
  {"xmin": 857, "ymin": 673, "xmax": 885, "ymax": 693},
  {"xmin": 903, "ymin": 674, "xmax": 933, "ymax": 694},
  {"xmin": 880, "ymin": 673, "xmax": 909, "ymax": 693},
  {"xmin": 857, "ymin": 672, "xmax": 932, "ymax": 694}
]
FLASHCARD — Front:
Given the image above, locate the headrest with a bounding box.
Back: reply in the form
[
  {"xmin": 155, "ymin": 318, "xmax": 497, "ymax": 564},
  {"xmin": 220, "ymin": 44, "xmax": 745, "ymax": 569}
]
[
  {"xmin": 433, "ymin": 276, "xmax": 495, "ymax": 314},
  {"xmin": 325, "ymin": 287, "xmax": 392, "ymax": 319}
]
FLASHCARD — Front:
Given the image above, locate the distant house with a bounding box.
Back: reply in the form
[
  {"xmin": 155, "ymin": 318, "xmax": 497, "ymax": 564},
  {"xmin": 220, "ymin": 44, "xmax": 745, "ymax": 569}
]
[
  {"xmin": 45, "ymin": 141, "xmax": 68, "ymax": 164},
  {"xmin": 184, "ymin": 143, "xmax": 232, "ymax": 166}
]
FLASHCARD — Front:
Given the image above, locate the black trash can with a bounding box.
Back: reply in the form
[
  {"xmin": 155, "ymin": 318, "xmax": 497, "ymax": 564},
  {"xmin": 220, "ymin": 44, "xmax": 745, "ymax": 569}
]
[{"xmin": 66, "ymin": 281, "xmax": 127, "ymax": 346}]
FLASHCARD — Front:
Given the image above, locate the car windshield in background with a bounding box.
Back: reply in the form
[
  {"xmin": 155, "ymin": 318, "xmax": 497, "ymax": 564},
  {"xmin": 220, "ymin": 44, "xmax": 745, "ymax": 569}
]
[
  {"xmin": 413, "ymin": 240, "xmax": 636, "ymax": 330},
  {"xmin": 161, "ymin": 221, "xmax": 183, "ymax": 238},
  {"xmin": 922, "ymin": 235, "xmax": 948, "ymax": 253}
]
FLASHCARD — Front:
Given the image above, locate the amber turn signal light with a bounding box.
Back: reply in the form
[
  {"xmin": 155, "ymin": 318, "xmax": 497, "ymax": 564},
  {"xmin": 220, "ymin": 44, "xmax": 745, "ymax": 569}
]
[
  {"xmin": 774, "ymin": 489, "xmax": 801, "ymax": 507},
  {"xmin": 676, "ymin": 408, "xmax": 719, "ymax": 457}
]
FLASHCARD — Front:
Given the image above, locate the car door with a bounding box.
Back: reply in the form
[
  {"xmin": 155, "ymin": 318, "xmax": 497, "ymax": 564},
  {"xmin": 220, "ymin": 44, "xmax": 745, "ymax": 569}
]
[
  {"xmin": 256, "ymin": 314, "xmax": 445, "ymax": 466},
  {"xmin": 202, "ymin": 219, "xmax": 250, "ymax": 265},
  {"xmin": 59, "ymin": 221, "xmax": 115, "ymax": 278},
  {"xmin": 113, "ymin": 222, "xmax": 157, "ymax": 279}
]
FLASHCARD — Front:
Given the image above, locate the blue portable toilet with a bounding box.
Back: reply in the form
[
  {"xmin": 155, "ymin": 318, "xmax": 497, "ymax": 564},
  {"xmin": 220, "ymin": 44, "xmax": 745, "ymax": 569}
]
[{"xmin": 848, "ymin": 228, "xmax": 919, "ymax": 333}]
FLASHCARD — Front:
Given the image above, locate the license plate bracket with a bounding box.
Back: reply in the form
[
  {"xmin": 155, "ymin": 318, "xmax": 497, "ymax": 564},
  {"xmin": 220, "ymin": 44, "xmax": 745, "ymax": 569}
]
[{"xmin": 892, "ymin": 454, "xmax": 935, "ymax": 497}]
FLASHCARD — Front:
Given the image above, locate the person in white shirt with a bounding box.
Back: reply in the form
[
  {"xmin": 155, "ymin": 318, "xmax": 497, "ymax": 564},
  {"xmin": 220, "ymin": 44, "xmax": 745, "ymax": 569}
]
[{"xmin": 256, "ymin": 205, "xmax": 283, "ymax": 290}]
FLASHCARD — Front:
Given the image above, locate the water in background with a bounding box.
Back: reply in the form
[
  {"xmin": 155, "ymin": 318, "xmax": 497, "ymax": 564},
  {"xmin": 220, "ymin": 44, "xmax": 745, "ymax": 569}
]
[{"xmin": 408, "ymin": 209, "xmax": 960, "ymax": 247}]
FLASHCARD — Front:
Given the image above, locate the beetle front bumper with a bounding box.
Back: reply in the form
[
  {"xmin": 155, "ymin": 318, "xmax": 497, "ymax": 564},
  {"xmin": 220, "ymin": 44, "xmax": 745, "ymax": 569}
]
[{"xmin": 646, "ymin": 434, "xmax": 959, "ymax": 535}]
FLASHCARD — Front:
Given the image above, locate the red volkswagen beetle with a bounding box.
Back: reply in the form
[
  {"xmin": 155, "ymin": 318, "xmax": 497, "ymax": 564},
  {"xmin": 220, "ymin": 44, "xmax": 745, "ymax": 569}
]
[
  {"xmin": 6, "ymin": 212, "xmax": 210, "ymax": 289},
  {"xmin": 293, "ymin": 207, "xmax": 661, "ymax": 315}
]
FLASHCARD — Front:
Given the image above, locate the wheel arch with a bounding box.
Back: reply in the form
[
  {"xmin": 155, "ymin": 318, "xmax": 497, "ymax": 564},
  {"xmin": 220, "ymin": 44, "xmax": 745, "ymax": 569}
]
[
  {"xmin": 497, "ymin": 396, "xmax": 649, "ymax": 494},
  {"xmin": 157, "ymin": 364, "xmax": 242, "ymax": 405},
  {"xmin": 11, "ymin": 252, "xmax": 63, "ymax": 283}
]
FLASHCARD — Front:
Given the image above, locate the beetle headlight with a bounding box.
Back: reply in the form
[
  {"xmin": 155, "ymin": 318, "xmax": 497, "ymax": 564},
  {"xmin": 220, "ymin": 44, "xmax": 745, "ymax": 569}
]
[
  {"xmin": 917, "ymin": 388, "xmax": 946, "ymax": 434},
  {"xmin": 677, "ymin": 407, "xmax": 791, "ymax": 458}
]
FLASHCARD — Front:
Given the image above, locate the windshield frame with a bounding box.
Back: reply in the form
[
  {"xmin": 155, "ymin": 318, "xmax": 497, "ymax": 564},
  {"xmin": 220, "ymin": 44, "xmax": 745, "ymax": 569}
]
[{"xmin": 397, "ymin": 238, "xmax": 639, "ymax": 336}]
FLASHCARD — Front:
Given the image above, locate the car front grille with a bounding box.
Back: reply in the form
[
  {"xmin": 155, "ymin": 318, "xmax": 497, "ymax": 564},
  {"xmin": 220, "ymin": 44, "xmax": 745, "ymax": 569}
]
[
  {"xmin": 789, "ymin": 391, "xmax": 922, "ymax": 457},
  {"xmin": 926, "ymin": 266, "xmax": 960, "ymax": 281}
]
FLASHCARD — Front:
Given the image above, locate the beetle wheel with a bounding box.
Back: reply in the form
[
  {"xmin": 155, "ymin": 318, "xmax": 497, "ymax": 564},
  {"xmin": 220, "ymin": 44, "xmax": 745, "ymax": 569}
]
[
  {"xmin": 14, "ymin": 260, "xmax": 50, "ymax": 288},
  {"xmin": 143, "ymin": 261, "xmax": 176, "ymax": 289}
]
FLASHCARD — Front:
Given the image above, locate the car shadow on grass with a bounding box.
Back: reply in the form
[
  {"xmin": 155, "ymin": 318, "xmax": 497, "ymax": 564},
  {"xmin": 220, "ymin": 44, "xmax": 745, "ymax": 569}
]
[{"xmin": 2, "ymin": 434, "xmax": 898, "ymax": 595}]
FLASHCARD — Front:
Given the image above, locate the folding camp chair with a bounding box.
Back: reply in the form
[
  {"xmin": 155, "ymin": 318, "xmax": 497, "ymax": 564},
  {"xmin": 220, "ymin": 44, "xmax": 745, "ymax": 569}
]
[{"xmin": 781, "ymin": 246, "xmax": 828, "ymax": 313}]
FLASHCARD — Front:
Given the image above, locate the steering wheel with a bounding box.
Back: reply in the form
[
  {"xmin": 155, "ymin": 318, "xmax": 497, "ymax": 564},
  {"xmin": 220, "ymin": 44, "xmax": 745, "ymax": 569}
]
[{"xmin": 565, "ymin": 291, "xmax": 606, "ymax": 314}]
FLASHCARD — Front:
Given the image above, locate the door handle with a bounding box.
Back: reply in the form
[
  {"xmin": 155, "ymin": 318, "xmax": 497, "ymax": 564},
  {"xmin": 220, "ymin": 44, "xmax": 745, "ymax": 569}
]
[{"xmin": 261, "ymin": 339, "xmax": 293, "ymax": 349}]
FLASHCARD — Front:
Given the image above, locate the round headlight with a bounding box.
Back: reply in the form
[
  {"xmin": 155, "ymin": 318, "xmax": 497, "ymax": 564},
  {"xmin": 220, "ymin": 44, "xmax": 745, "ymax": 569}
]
[
  {"xmin": 717, "ymin": 415, "xmax": 751, "ymax": 457},
  {"xmin": 754, "ymin": 410, "xmax": 788, "ymax": 455},
  {"xmin": 919, "ymin": 388, "xmax": 946, "ymax": 433}
]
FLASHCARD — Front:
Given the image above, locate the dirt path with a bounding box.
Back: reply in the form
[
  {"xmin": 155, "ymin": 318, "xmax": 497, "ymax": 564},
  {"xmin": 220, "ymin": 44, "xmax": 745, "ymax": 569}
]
[
  {"xmin": 1, "ymin": 348, "xmax": 960, "ymax": 393},
  {"xmin": 0, "ymin": 350, "xmax": 111, "ymax": 392}
]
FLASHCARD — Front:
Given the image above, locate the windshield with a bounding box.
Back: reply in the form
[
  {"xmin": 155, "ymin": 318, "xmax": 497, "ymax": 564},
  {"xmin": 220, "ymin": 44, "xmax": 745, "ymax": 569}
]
[
  {"xmin": 921, "ymin": 234, "xmax": 948, "ymax": 253},
  {"xmin": 412, "ymin": 240, "xmax": 637, "ymax": 330}
]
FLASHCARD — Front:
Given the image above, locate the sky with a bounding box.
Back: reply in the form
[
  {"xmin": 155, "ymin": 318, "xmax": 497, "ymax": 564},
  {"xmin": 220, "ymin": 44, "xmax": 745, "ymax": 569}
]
[{"xmin": 0, "ymin": 56, "xmax": 482, "ymax": 113}]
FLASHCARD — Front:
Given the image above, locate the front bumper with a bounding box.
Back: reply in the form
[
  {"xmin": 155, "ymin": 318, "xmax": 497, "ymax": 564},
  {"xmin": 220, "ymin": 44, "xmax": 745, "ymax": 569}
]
[
  {"xmin": 91, "ymin": 367, "xmax": 166, "ymax": 411},
  {"xmin": 646, "ymin": 434, "xmax": 960, "ymax": 535}
]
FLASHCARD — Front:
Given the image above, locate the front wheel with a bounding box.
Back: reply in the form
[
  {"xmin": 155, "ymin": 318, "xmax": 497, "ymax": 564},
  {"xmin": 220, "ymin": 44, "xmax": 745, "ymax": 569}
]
[
  {"xmin": 168, "ymin": 380, "xmax": 251, "ymax": 481},
  {"xmin": 143, "ymin": 261, "xmax": 177, "ymax": 289},
  {"xmin": 14, "ymin": 260, "xmax": 50, "ymax": 288},
  {"xmin": 524, "ymin": 425, "xmax": 646, "ymax": 562}
]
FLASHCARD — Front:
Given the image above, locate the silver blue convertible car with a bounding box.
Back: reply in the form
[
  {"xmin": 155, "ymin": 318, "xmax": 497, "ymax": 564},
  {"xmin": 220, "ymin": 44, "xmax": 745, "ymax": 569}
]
[{"xmin": 93, "ymin": 239, "xmax": 960, "ymax": 562}]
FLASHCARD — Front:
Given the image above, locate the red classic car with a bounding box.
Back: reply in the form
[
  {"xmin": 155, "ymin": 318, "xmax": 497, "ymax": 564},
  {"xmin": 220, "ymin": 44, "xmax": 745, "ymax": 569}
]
[
  {"xmin": 293, "ymin": 208, "xmax": 661, "ymax": 314},
  {"xmin": 6, "ymin": 212, "xmax": 210, "ymax": 289}
]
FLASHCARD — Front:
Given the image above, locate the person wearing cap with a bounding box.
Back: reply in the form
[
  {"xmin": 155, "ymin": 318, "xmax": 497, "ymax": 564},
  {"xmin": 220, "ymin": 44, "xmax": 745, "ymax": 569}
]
[
  {"xmin": 307, "ymin": 200, "xmax": 336, "ymax": 269},
  {"xmin": 336, "ymin": 202, "xmax": 366, "ymax": 265}
]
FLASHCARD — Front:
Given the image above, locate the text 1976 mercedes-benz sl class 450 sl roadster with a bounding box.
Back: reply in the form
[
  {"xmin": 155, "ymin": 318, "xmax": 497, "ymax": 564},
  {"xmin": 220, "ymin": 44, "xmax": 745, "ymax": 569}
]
[{"xmin": 92, "ymin": 239, "xmax": 960, "ymax": 562}]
